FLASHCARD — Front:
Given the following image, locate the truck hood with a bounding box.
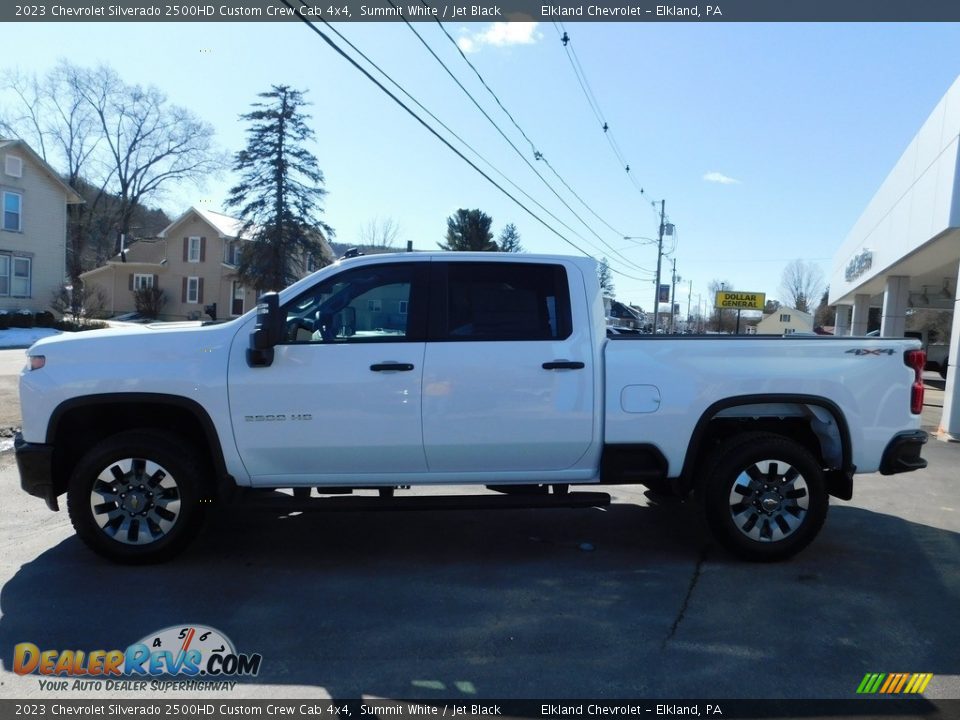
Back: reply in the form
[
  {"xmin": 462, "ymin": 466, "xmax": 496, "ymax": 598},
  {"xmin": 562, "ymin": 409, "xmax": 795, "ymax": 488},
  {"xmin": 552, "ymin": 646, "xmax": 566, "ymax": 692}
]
[{"xmin": 27, "ymin": 320, "xmax": 245, "ymax": 363}]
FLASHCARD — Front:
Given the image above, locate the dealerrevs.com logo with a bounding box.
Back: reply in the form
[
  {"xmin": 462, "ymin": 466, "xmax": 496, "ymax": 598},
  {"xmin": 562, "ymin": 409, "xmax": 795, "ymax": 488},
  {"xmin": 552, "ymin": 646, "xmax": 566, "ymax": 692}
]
[{"xmin": 14, "ymin": 625, "xmax": 262, "ymax": 691}]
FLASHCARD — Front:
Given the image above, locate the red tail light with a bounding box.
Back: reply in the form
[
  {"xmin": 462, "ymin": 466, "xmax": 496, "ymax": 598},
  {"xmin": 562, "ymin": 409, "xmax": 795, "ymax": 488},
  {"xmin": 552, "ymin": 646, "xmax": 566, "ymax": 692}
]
[{"xmin": 905, "ymin": 350, "xmax": 926, "ymax": 414}]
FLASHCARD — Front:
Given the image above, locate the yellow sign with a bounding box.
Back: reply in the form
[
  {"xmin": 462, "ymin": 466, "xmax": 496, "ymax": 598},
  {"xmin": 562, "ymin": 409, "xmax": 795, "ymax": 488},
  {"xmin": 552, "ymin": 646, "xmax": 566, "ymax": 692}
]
[{"xmin": 715, "ymin": 291, "xmax": 766, "ymax": 310}]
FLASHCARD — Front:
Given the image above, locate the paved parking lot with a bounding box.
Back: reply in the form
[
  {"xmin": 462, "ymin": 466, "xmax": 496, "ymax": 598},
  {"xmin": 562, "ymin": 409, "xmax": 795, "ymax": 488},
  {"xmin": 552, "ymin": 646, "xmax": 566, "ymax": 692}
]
[
  {"xmin": 1, "ymin": 446, "xmax": 958, "ymax": 703},
  {"xmin": 0, "ymin": 348, "xmax": 957, "ymax": 705}
]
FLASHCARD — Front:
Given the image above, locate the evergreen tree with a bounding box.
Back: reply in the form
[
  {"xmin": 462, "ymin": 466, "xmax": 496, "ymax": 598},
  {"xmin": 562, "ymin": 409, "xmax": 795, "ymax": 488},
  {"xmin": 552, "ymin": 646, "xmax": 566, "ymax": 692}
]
[
  {"xmin": 226, "ymin": 85, "xmax": 334, "ymax": 292},
  {"xmin": 498, "ymin": 223, "xmax": 523, "ymax": 252},
  {"xmin": 598, "ymin": 257, "xmax": 615, "ymax": 298},
  {"xmin": 439, "ymin": 209, "xmax": 497, "ymax": 251}
]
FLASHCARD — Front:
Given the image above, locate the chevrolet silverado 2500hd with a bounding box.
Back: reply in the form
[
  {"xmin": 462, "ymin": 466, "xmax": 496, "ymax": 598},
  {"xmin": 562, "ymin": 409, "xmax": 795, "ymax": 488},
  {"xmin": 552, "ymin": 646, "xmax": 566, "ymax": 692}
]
[{"xmin": 15, "ymin": 253, "xmax": 928, "ymax": 562}]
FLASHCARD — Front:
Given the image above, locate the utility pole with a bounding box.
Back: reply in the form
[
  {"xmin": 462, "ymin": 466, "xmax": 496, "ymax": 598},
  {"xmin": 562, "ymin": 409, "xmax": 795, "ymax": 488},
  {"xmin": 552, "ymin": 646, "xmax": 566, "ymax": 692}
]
[
  {"xmin": 653, "ymin": 199, "xmax": 665, "ymax": 333},
  {"xmin": 686, "ymin": 279, "xmax": 692, "ymax": 332},
  {"xmin": 669, "ymin": 257, "xmax": 679, "ymax": 333}
]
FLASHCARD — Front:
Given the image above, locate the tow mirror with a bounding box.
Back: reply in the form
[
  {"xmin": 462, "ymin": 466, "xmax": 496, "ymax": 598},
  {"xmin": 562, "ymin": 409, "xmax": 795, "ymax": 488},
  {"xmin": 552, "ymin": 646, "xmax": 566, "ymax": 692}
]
[{"xmin": 248, "ymin": 292, "xmax": 283, "ymax": 367}]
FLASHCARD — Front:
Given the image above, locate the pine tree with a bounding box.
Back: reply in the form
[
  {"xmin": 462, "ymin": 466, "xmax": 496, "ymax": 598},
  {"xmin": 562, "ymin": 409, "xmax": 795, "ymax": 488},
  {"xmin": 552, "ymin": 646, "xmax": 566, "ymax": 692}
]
[
  {"xmin": 497, "ymin": 223, "xmax": 523, "ymax": 252},
  {"xmin": 439, "ymin": 209, "xmax": 497, "ymax": 251},
  {"xmin": 226, "ymin": 85, "xmax": 334, "ymax": 292},
  {"xmin": 598, "ymin": 257, "xmax": 615, "ymax": 298}
]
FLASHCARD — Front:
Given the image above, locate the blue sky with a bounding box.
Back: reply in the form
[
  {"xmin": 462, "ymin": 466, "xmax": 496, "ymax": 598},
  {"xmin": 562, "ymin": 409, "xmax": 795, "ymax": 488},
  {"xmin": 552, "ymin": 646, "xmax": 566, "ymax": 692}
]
[{"xmin": 5, "ymin": 20, "xmax": 960, "ymax": 313}]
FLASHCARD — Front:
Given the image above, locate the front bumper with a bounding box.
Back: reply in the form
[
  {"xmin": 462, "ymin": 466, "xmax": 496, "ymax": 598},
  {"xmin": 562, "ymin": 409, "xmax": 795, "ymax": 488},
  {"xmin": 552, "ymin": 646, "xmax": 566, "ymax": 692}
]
[
  {"xmin": 879, "ymin": 430, "xmax": 928, "ymax": 475},
  {"xmin": 14, "ymin": 433, "xmax": 58, "ymax": 511}
]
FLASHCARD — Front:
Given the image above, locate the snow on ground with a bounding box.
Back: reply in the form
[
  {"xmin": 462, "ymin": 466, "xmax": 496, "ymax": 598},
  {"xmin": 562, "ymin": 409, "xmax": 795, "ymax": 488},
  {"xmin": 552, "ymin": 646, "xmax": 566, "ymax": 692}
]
[{"xmin": 0, "ymin": 327, "xmax": 60, "ymax": 349}]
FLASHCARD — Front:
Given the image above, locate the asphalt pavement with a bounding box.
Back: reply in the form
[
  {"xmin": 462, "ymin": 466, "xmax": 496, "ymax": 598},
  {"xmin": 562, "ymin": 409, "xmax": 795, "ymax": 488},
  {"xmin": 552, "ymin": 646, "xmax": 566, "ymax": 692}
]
[{"xmin": 0, "ymin": 444, "xmax": 958, "ymax": 703}]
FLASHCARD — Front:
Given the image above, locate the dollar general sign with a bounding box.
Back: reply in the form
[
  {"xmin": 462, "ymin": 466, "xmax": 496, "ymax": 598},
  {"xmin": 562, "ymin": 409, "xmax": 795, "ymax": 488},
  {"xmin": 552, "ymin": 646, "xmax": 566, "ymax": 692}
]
[{"xmin": 715, "ymin": 291, "xmax": 766, "ymax": 310}]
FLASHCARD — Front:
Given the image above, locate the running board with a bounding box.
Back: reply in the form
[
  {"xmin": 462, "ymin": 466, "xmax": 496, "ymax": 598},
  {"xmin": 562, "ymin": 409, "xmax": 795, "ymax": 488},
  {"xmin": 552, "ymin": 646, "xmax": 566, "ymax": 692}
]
[{"xmin": 248, "ymin": 491, "xmax": 611, "ymax": 512}]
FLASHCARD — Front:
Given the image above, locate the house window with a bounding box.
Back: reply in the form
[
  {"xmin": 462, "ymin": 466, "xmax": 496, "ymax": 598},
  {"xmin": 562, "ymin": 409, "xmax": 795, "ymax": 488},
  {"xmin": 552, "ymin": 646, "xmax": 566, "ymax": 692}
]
[
  {"xmin": 188, "ymin": 236, "xmax": 201, "ymax": 263},
  {"xmin": 784, "ymin": 328, "xmax": 795, "ymax": 335},
  {"xmin": 187, "ymin": 276, "xmax": 200, "ymax": 303},
  {"xmin": 780, "ymin": 313, "xmax": 791, "ymax": 322},
  {"xmin": 398, "ymin": 300, "xmax": 408, "ymax": 315},
  {"xmin": 3, "ymin": 191, "xmax": 22, "ymax": 231},
  {"xmin": 134, "ymin": 273, "xmax": 154, "ymax": 290},
  {"xmin": 12, "ymin": 257, "xmax": 30, "ymax": 296},
  {"xmin": 1, "ymin": 255, "xmax": 31, "ymax": 297},
  {"xmin": 224, "ymin": 241, "xmax": 241, "ymax": 266},
  {"xmin": 367, "ymin": 299, "xmax": 382, "ymax": 312},
  {"xmin": 4, "ymin": 155, "xmax": 23, "ymax": 178},
  {"xmin": 232, "ymin": 281, "xmax": 244, "ymax": 316}
]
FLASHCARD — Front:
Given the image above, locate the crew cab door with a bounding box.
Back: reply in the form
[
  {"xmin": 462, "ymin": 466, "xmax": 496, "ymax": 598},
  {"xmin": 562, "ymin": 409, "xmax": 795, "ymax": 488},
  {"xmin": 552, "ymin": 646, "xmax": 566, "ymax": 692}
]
[
  {"xmin": 228, "ymin": 261, "xmax": 429, "ymax": 482},
  {"xmin": 422, "ymin": 260, "xmax": 595, "ymax": 472}
]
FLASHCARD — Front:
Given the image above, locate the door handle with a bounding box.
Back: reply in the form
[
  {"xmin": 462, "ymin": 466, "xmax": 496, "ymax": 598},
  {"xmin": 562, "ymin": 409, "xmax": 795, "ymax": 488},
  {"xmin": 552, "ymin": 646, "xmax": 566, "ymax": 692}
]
[
  {"xmin": 542, "ymin": 361, "xmax": 585, "ymax": 370},
  {"xmin": 370, "ymin": 363, "xmax": 415, "ymax": 372}
]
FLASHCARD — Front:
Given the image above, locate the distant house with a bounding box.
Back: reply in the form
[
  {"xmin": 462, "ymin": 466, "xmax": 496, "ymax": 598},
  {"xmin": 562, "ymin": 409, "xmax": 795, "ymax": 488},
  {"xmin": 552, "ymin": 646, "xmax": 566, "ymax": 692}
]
[
  {"xmin": 755, "ymin": 307, "xmax": 814, "ymax": 335},
  {"xmin": 82, "ymin": 206, "xmax": 263, "ymax": 320},
  {"xmin": 0, "ymin": 138, "xmax": 83, "ymax": 313}
]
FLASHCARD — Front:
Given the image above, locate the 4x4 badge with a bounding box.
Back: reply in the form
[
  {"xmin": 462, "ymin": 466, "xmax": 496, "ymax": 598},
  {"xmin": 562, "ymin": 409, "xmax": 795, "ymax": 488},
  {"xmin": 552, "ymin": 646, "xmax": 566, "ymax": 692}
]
[{"xmin": 846, "ymin": 348, "xmax": 896, "ymax": 356}]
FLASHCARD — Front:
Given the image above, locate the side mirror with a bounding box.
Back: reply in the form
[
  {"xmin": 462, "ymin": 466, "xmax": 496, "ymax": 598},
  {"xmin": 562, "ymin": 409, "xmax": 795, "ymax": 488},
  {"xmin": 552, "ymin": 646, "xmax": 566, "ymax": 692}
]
[
  {"xmin": 248, "ymin": 292, "xmax": 283, "ymax": 366},
  {"xmin": 204, "ymin": 302, "xmax": 217, "ymax": 321}
]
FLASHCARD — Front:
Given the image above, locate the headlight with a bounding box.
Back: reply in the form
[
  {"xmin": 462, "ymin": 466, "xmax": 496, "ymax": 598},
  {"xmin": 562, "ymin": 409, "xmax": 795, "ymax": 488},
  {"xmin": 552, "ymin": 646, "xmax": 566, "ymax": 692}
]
[{"xmin": 27, "ymin": 355, "xmax": 46, "ymax": 371}]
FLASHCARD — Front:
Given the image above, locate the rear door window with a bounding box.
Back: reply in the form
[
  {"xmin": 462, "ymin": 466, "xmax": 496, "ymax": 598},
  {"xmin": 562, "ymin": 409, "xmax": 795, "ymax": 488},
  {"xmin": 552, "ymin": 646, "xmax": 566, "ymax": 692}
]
[{"xmin": 434, "ymin": 262, "xmax": 572, "ymax": 341}]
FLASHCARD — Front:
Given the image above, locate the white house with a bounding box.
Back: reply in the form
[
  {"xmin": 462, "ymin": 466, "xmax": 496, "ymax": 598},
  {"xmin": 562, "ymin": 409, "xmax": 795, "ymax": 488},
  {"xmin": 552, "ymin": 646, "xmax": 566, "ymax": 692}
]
[
  {"xmin": 0, "ymin": 138, "xmax": 83, "ymax": 313},
  {"xmin": 755, "ymin": 307, "xmax": 814, "ymax": 335}
]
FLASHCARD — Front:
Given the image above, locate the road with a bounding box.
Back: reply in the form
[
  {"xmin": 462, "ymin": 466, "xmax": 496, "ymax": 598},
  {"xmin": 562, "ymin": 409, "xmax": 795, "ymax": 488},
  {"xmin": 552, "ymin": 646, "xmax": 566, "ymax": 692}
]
[{"xmin": 1, "ymin": 443, "xmax": 958, "ymax": 703}]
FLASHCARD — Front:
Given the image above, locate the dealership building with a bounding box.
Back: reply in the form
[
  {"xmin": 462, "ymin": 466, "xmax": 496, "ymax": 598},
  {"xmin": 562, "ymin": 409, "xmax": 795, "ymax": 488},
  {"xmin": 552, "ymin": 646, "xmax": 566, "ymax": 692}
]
[{"xmin": 829, "ymin": 75, "xmax": 960, "ymax": 440}]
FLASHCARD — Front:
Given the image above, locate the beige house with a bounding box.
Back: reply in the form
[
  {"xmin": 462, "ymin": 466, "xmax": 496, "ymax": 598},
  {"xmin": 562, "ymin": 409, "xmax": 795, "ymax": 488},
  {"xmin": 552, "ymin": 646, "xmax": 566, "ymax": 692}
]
[
  {"xmin": 0, "ymin": 138, "xmax": 83, "ymax": 313},
  {"xmin": 82, "ymin": 206, "xmax": 260, "ymax": 321},
  {"xmin": 755, "ymin": 307, "xmax": 814, "ymax": 335}
]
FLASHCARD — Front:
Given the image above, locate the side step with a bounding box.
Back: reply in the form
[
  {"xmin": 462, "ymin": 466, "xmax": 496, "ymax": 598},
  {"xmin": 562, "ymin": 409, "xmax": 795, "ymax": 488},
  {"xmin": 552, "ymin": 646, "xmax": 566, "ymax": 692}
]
[{"xmin": 249, "ymin": 491, "xmax": 611, "ymax": 513}]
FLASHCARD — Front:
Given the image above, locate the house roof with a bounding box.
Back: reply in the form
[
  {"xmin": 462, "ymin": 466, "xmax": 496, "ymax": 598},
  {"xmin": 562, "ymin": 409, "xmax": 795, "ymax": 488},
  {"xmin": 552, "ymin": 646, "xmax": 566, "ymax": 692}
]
[
  {"xmin": 758, "ymin": 307, "xmax": 814, "ymax": 322},
  {"xmin": 158, "ymin": 206, "xmax": 248, "ymax": 240},
  {"xmin": 0, "ymin": 137, "xmax": 84, "ymax": 204},
  {"xmin": 80, "ymin": 239, "xmax": 167, "ymax": 277}
]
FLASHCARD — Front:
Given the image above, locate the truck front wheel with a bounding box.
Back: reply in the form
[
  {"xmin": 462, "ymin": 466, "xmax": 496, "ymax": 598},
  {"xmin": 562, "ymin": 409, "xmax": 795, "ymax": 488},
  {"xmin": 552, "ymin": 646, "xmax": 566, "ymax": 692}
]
[
  {"xmin": 699, "ymin": 433, "xmax": 828, "ymax": 561},
  {"xmin": 67, "ymin": 430, "xmax": 207, "ymax": 563}
]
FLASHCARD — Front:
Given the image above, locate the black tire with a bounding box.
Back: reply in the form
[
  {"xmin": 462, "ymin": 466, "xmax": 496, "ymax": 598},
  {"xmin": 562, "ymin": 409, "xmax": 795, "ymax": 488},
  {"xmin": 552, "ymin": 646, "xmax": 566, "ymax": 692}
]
[
  {"xmin": 67, "ymin": 430, "xmax": 208, "ymax": 563},
  {"xmin": 699, "ymin": 432, "xmax": 828, "ymax": 562}
]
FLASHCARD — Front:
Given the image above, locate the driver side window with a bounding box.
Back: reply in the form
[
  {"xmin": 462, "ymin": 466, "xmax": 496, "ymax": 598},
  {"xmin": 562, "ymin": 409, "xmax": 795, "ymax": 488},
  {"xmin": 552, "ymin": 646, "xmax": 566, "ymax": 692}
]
[{"xmin": 282, "ymin": 263, "xmax": 420, "ymax": 344}]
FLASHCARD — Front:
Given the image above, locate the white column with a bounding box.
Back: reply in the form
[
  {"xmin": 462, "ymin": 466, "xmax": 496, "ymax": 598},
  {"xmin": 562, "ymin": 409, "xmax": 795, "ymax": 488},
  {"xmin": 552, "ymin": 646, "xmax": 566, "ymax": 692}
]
[
  {"xmin": 881, "ymin": 276, "xmax": 910, "ymax": 337},
  {"xmin": 938, "ymin": 261, "xmax": 960, "ymax": 441},
  {"xmin": 850, "ymin": 293, "xmax": 871, "ymax": 336},
  {"xmin": 834, "ymin": 305, "xmax": 851, "ymax": 336}
]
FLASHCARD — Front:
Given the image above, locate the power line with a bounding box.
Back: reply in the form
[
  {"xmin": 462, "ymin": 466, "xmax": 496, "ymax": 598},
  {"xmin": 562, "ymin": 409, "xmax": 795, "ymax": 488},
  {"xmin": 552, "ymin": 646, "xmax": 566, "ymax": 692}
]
[
  {"xmin": 309, "ymin": 17, "xmax": 632, "ymax": 267},
  {"xmin": 411, "ymin": 4, "xmax": 654, "ymax": 272},
  {"xmin": 553, "ymin": 22, "xmax": 656, "ymax": 203},
  {"xmin": 282, "ymin": 0, "xmax": 653, "ymax": 282}
]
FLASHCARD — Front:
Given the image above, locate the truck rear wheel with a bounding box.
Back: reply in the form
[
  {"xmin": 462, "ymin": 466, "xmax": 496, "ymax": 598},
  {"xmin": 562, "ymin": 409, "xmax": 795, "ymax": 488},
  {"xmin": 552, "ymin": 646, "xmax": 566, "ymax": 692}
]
[
  {"xmin": 699, "ymin": 432, "xmax": 828, "ymax": 561},
  {"xmin": 67, "ymin": 430, "xmax": 207, "ymax": 563}
]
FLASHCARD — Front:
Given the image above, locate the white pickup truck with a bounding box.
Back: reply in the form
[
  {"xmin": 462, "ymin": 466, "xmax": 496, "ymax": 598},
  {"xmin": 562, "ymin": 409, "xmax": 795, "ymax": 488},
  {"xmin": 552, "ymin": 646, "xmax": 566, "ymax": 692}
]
[{"xmin": 15, "ymin": 253, "xmax": 928, "ymax": 563}]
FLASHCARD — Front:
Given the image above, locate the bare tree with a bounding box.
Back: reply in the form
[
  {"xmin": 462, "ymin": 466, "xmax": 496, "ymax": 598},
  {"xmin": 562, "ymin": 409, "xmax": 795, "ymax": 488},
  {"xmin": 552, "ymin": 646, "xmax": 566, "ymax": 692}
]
[
  {"xmin": 779, "ymin": 259, "xmax": 824, "ymax": 314},
  {"xmin": 2, "ymin": 63, "xmax": 105, "ymax": 281},
  {"xmin": 708, "ymin": 279, "xmax": 735, "ymax": 332},
  {"xmin": 76, "ymin": 64, "xmax": 227, "ymax": 239},
  {"xmin": 359, "ymin": 217, "xmax": 401, "ymax": 248},
  {"xmin": 2, "ymin": 60, "xmax": 225, "ymax": 280}
]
